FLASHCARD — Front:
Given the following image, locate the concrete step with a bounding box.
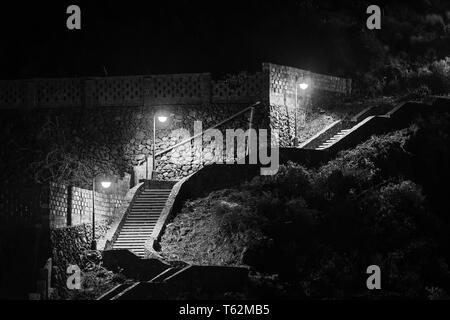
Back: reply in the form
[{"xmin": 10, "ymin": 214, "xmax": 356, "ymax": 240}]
[
  {"xmin": 121, "ymin": 226, "xmax": 155, "ymax": 230},
  {"xmin": 115, "ymin": 241, "xmax": 147, "ymax": 245},
  {"xmin": 115, "ymin": 239, "xmax": 147, "ymax": 243},
  {"xmin": 132, "ymin": 205, "xmax": 166, "ymax": 208},
  {"xmin": 116, "ymin": 236, "xmax": 151, "ymax": 240},
  {"xmin": 118, "ymin": 233, "xmax": 153, "ymax": 236},
  {"xmin": 133, "ymin": 201, "xmax": 167, "ymax": 204},
  {"xmin": 141, "ymin": 193, "xmax": 171, "ymax": 195},
  {"xmin": 118, "ymin": 236, "xmax": 151, "ymax": 239},
  {"xmin": 112, "ymin": 186, "xmax": 174, "ymax": 254},
  {"xmin": 113, "ymin": 244, "xmax": 146, "ymax": 249},
  {"xmin": 123, "ymin": 221, "xmax": 157, "ymax": 224}
]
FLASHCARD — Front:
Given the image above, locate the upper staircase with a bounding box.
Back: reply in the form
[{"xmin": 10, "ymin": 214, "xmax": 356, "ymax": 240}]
[
  {"xmin": 315, "ymin": 128, "xmax": 352, "ymax": 150},
  {"xmin": 112, "ymin": 187, "xmax": 172, "ymax": 257}
]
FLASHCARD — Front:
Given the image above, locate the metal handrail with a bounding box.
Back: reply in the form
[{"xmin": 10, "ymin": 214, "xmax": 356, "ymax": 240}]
[{"xmin": 153, "ymin": 101, "xmax": 261, "ymax": 158}]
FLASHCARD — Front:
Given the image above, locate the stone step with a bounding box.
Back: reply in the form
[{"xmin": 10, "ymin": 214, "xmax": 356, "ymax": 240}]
[
  {"xmin": 122, "ymin": 223, "xmax": 155, "ymax": 226},
  {"xmin": 123, "ymin": 220, "xmax": 157, "ymax": 224},
  {"xmin": 122, "ymin": 226, "xmax": 155, "ymax": 230},
  {"xmin": 116, "ymin": 233, "xmax": 152, "ymax": 241},
  {"xmin": 113, "ymin": 240, "xmax": 146, "ymax": 245},
  {"xmin": 115, "ymin": 239, "xmax": 147, "ymax": 243},
  {"xmin": 132, "ymin": 205, "xmax": 166, "ymax": 208},
  {"xmin": 139, "ymin": 193, "xmax": 170, "ymax": 195},
  {"xmin": 132, "ymin": 206, "xmax": 166, "ymax": 209},
  {"xmin": 129, "ymin": 211, "xmax": 164, "ymax": 214},
  {"xmin": 117, "ymin": 233, "xmax": 151, "ymax": 241},
  {"xmin": 134, "ymin": 201, "xmax": 167, "ymax": 203},
  {"xmin": 112, "ymin": 186, "xmax": 173, "ymax": 255},
  {"xmin": 126, "ymin": 216, "xmax": 159, "ymax": 219},
  {"xmin": 119, "ymin": 231, "xmax": 153, "ymax": 235},
  {"xmin": 113, "ymin": 244, "xmax": 146, "ymax": 248},
  {"xmin": 122, "ymin": 225, "xmax": 156, "ymax": 229},
  {"xmin": 117, "ymin": 235, "xmax": 151, "ymax": 240},
  {"xmin": 121, "ymin": 226, "xmax": 155, "ymax": 229}
]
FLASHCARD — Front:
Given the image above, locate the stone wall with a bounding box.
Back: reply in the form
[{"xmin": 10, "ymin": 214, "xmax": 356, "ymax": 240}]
[
  {"xmin": 50, "ymin": 223, "xmax": 108, "ymax": 290},
  {"xmin": 152, "ymin": 103, "xmax": 269, "ymax": 180},
  {"xmin": 0, "ymin": 64, "xmax": 349, "ymax": 185},
  {"xmin": 0, "ymin": 101, "xmax": 269, "ymax": 187},
  {"xmin": 264, "ymin": 63, "xmax": 351, "ymax": 147},
  {"xmin": 49, "ymin": 182, "xmax": 128, "ymax": 229}
]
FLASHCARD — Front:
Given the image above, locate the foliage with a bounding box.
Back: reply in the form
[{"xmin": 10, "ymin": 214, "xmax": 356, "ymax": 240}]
[{"xmin": 160, "ymin": 114, "xmax": 450, "ymax": 299}]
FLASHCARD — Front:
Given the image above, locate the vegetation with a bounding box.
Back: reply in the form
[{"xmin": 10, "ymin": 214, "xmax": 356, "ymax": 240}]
[{"xmin": 160, "ymin": 113, "xmax": 450, "ymax": 299}]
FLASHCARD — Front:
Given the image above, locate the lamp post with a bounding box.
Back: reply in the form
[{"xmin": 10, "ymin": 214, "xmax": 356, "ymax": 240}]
[
  {"xmin": 151, "ymin": 113, "xmax": 171, "ymax": 179},
  {"xmin": 91, "ymin": 176, "xmax": 112, "ymax": 250},
  {"xmin": 294, "ymin": 77, "xmax": 309, "ymax": 147}
]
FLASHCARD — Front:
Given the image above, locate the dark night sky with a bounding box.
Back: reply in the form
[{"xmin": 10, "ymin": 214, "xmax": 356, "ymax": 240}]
[{"xmin": 0, "ymin": 0, "xmax": 397, "ymax": 79}]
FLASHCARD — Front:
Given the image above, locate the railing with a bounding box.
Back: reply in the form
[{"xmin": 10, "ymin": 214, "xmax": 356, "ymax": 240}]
[{"xmin": 146, "ymin": 101, "xmax": 263, "ymax": 180}]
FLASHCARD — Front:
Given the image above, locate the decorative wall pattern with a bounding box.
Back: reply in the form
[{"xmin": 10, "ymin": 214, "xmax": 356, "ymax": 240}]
[
  {"xmin": 49, "ymin": 183, "xmax": 126, "ymax": 229},
  {"xmin": 88, "ymin": 76, "xmax": 144, "ymax": 107},
  {"xmin": 35, "ymin": 78, "xmax": 83, "ymax": 108},
  {"xmin": 0, "ymin": 80, "xmax": 28, "ymax": 108},
  {"xmin": 0, "ymin": 64, "xmax": 349, "ymax": 111},
  {"xmin": 0, "ymin": 72, "xmax": 267, "ymax": 109},
  {"xmin": 211, "ymin": 72, "xmax": 267, "ymax": 103},
  {"xmin": 145, "ymin": 73, "xmax": 209, "ymax": 105}
]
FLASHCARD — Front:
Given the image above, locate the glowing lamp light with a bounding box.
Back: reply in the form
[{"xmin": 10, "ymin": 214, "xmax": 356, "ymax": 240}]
[
  {"xmin": 299, "ymin": 82, "xmax": 309, "ymax": 90},
  {"xmin": 158, "ymin": 116, "xmax": 168, "ymax": 123},
  {"xmin": 100, "ymin": 181, "xmax": 112, "ymax": 189}
]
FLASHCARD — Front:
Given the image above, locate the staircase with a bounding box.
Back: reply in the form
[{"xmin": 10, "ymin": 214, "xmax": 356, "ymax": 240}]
[
  {"xmin": 315, "ymin": 128, "xmax": 352, "ymax": 150},
  {"xmin": 112, "ymin": 188, "xmax": 172, "ymax": 257}
]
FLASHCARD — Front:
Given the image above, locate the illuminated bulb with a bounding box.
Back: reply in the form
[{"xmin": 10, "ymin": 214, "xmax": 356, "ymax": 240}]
[
  {"xmin": 101, "ymin": 181, "xmax": 112, "ymax": 189},
  {"xmin": 299, "ymin": 82, "xmax": 309, "ymax": 90},
  {"xmin": 158, "ymin": 116, "xmax": 168, "ymax": 123}
]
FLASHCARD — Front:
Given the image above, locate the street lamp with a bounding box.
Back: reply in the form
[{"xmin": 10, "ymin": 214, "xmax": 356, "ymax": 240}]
[
  {"xmin": 91, "ymin": 176, "xmax": 112, "ymax": 250},
  {"xmin": 294, "ymin": 76, "xmax": 311, "ymax": 147},
  {"xmin": 299, "ymin": 82, "xmax": 309, "ymax": 90},
  {"xmin": 151, "ymin": 112, "xmax": 173, "ymax": 179}
]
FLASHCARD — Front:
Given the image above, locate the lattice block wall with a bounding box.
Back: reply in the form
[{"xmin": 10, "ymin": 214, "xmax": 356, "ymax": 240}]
[
  {"xmin": 35, "ymin": 78, "xmax": 83, "ymax": 108},
  {"xmin": 49, "ymin": 183, "xmax": 68, "ymax": 228},
  {"xmin": 144, "ymin": 73, "xmax": 209, "ymax": 105},
  {"xmin": 212, "ymin": 73, "xmax": 265, "ymax": 102},
  {"xmin": 88, "ymin": 76, "xmax": 144, "ymax": 107},
  {"xmin": 0, "ymin": 80, "xmax": 27, "ymax": 109},
  {"xmin": 0, "ymin": 71, "xmax": 268, "ymax": 109}
]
